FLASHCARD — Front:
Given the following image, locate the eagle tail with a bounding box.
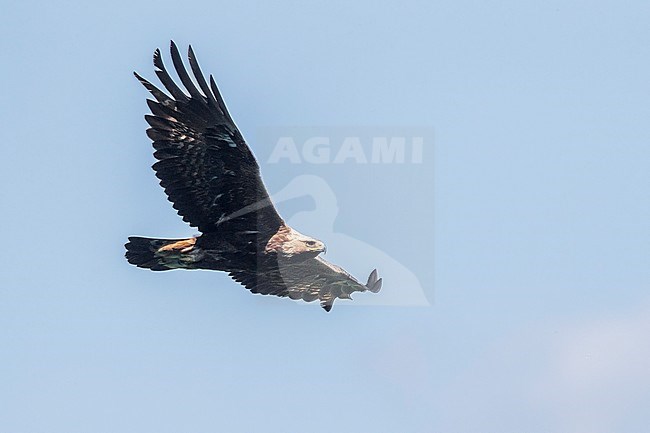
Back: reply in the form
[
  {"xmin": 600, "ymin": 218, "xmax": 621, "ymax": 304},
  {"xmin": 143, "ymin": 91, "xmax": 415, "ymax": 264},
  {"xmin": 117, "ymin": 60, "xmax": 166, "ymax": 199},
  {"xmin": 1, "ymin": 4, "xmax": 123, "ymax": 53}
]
[{"xmin": 125, "ymin": 236, "xmax": 201, "ymax": 271}]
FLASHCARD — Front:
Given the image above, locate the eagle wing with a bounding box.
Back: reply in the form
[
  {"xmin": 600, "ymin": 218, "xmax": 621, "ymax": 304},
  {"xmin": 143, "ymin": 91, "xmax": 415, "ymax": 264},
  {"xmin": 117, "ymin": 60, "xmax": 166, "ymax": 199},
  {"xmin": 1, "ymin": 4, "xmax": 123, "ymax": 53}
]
[
  {"xmin": 135, "ymin": 41, "xmax": 283, "ymax": 245},
  {"xmin": 228, "ymin": 257, "xmax": 383, "ymax": 311}
]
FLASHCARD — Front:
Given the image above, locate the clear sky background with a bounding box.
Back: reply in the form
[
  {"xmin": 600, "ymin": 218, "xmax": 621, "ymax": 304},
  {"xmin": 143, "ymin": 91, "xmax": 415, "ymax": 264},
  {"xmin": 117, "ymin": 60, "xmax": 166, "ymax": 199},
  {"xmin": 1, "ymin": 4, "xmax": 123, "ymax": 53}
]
[{"xmin": 1, "ymin": 1, "xmax": 649, "ymax": 432}]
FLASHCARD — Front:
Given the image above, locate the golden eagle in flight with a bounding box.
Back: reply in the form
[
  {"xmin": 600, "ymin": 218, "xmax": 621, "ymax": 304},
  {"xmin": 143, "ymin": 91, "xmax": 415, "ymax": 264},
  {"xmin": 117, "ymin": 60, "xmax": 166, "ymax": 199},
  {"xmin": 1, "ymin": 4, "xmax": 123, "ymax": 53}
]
[{"xmin": 125, "ymin": 42, "xmax": 382, "ymax": 311}]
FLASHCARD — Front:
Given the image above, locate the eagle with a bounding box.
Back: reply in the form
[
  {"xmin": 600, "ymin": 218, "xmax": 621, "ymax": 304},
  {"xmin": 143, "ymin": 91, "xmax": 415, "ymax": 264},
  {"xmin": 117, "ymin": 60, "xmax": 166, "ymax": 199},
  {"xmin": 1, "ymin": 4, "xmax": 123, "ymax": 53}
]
[{"xmin": 125, "ymin": 42, "xmax": 382, "ymax": 312}]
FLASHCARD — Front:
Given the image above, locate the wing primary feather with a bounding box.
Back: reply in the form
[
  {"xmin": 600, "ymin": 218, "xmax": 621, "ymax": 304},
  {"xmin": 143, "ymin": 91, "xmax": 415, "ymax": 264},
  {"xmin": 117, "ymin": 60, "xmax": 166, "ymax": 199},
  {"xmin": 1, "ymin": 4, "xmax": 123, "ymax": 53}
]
[
  {"xmin": 209, "ymin": 74, "xmax": 235, "ymax": 124},
  {"xmin": 134, "ymin": 71, "xmax": 171, "ymax": 103},
  {"xmin": 169, "ymin": 41, "xmax": 205, "ymax": 101},
  {"xmin": 366, "ymin": 269, "xmax": 378, "ymax": 286},
  {"xmin": 153, "ymin": 48, "xmax": 189, "ymax": 102},
  {"xmin": 369, "ymin": 278, "xmax": 383, "ymax": 293},
  {"xmin": 144, "ymin": 114, "xmax": 175, "ymax": 130},
  {"xmin": 146, "ymin": 99, "xmax": 177, "ymax": 120},
  {"xmin": 188, "ymin": 45, "xmax": 220, "ymax": 109}
]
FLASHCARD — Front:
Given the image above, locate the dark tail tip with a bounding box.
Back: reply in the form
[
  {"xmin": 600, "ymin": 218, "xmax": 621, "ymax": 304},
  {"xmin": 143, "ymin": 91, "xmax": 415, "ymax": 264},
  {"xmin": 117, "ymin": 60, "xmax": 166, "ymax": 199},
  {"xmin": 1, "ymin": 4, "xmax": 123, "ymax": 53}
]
[{"xmin": 125, "ymin": 236, "xmax": 167, "ymax": 271}]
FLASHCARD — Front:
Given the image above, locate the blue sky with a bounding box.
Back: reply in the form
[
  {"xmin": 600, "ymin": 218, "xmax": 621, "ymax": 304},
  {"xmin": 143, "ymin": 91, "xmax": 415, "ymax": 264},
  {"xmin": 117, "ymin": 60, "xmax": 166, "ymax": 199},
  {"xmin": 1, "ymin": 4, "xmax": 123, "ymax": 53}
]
[{"xmin": 1, "ymin": 1, "xmax": 649, "ymax": 432}]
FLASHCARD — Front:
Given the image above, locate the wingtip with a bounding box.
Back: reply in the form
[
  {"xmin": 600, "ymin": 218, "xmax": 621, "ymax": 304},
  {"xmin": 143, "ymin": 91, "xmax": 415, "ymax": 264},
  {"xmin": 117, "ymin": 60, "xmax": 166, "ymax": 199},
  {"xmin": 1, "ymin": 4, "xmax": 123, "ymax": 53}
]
[
  {"xmin": 170, "ymin": 40, "xmax": 180, "ymax": 56},
  {"xmin": 369, "ymin": 278, "xmax": 382, "ymax": 293},
  {"xmin": 153, "ymin": 48, "xmax": 162, "ymax": 68},
  {"xmin": 366, "ymin": 269, "xmax": 379, "ymax": 286}
]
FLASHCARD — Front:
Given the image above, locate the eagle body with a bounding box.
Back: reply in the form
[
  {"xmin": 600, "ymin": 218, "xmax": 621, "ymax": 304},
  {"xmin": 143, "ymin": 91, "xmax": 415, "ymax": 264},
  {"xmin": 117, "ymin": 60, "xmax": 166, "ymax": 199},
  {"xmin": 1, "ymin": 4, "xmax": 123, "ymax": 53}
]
[{"xmin": 125, "ymin": 42, "xmax": 382, "ymax": 311}]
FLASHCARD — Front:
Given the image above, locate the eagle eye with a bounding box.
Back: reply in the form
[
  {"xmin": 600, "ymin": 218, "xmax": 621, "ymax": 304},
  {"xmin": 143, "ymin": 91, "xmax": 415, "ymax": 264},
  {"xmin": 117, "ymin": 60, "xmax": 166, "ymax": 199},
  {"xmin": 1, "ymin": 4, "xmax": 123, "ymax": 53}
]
[{"xmin": 306, "ymin": 240, "xmax": 316, "ymax": 246}]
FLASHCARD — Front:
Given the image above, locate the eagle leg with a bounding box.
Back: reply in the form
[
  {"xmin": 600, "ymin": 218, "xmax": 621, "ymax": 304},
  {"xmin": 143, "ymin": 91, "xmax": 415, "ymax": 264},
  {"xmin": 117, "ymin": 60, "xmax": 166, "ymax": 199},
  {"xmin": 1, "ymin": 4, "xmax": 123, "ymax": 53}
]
[{"xmin": 157, "ymin": 237, "xmax": 197, "ymax": 253}]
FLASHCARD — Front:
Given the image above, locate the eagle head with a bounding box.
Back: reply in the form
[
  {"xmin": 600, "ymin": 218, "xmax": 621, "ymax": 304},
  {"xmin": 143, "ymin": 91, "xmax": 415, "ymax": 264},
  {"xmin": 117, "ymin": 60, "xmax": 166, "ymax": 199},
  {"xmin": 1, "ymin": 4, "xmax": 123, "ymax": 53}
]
[{"xmin": 265, "ymin": 225, "xmax": 325, "ymax": 261}]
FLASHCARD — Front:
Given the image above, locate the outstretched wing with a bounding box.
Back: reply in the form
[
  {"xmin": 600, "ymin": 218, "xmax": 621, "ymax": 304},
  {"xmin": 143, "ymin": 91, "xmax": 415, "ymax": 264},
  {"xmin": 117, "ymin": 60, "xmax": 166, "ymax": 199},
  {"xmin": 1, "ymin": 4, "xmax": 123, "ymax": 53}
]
[
  {"xmin": 135, "ymin": 41, "xmax": 283, "ymax": 245},
  {"xmin": 228, "ymin": 257, "xmax": 383, "ymax": 312}
]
